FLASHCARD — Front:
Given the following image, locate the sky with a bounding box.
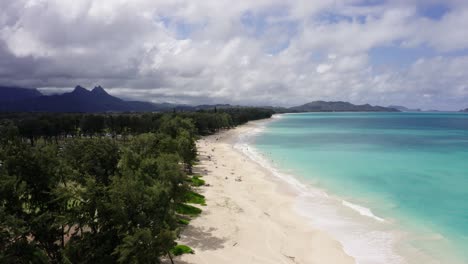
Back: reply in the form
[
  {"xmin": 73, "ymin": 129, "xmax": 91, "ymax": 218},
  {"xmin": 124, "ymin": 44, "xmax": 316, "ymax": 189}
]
[{"xmin": 1, "ymin": 0, "xmax": 468, "ymax": 110}]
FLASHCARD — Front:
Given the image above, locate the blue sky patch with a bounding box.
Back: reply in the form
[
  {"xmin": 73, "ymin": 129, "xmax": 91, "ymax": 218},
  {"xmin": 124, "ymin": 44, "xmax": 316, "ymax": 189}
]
[{"xmin": 418, "ymin": 3, "xmax": 450, "ymax": 20}]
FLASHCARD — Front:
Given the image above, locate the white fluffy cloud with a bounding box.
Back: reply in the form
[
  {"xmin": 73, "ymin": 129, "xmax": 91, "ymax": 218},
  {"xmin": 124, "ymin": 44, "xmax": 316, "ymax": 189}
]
[{"xmin": 0, "ymin": 0, "xmax": 468, "ymax": 110}]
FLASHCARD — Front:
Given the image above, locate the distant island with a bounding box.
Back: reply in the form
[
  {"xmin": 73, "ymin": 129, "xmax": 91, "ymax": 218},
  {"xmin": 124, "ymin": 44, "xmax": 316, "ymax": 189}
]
[
  {"xmin": 460, "ymin": 108, "xmax": 468, "ymax": 112},
  {"xmin": 388, "ymin": 105, "xmax": 421, "ymax": 112},
  {"xmin": 289, "ymin": 101, "xmax": 399, "ymax": 112},
  {"xmin": 0, "ymin": 86, "xmax": 399, "ymax": 113}
]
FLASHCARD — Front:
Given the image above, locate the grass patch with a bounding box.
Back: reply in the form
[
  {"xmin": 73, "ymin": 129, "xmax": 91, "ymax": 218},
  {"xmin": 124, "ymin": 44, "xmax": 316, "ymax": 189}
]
[
  {"xmin": 171, "ymin": 245, "xmax": 194, "ymax": 256},
  {"xmin": 184, "ymin": 191, "xmax": 206, "ymax": 206},
  {"xmin": 177, "ymin": 218, "xmax": 190, "ymax": 225},
  {"xmin": 190, "ymin": 175, "xmax": 205, "ymax": 187},
  {"xmin": 175, "ymin": 203, "xmax": 202, "ymax": 216}
]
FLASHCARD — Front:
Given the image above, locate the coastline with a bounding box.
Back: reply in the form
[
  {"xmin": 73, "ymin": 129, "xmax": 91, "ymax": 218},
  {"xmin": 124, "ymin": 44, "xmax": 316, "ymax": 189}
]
[
  {"xmin": 215, "ymin": 114, "xmax": 466, "ymax": 264},
  {"xmin": 176, "ymin": 118, "xmax": 354, "ymax": 264}
]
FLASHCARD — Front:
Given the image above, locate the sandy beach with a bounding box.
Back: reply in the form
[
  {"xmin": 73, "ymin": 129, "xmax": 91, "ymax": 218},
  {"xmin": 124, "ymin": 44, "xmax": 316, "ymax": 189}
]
[{"xmin": 175, "ymin": 121, "xmax": 354, "ymax": 264}]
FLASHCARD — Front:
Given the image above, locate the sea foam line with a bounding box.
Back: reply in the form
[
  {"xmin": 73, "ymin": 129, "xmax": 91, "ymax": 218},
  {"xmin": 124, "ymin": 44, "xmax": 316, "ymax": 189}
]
[
  {"xmin": 342, "ymin": 200, "xmax": 385, "ymax": 222},
  {"xmin": 234, "ymin": 119, "xmax": 406, "ymax": 264}
]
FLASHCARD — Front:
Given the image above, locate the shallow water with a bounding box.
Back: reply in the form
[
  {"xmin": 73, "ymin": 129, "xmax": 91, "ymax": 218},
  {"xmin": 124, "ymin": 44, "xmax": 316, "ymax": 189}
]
[{"xmin": 246, "ymin": 112, "xmax": 468, "ymax": 264}]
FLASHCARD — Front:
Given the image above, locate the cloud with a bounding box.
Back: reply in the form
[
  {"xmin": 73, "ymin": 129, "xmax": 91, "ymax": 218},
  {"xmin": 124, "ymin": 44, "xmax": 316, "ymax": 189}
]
[
  {"xmin": 316, "ymin": 64, "xmax": 332, "ymax": 74},
  {"xmin": 0, "ymin": 0, "xmax": 468, "ymax": 110}
]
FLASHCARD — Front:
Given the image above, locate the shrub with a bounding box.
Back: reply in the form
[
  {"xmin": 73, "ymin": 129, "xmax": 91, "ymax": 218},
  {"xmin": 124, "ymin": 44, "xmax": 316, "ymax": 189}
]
[
  {"xmin": 184, "ymin": 191, "xmax": 206, "ymax": 206},
  {"xmin": 175, "ymin": 203, "xmax": 202, "ymax": 216},
  {"xmin": 171, "ymin": 245, "xmax": 194, "ymax": 256}
]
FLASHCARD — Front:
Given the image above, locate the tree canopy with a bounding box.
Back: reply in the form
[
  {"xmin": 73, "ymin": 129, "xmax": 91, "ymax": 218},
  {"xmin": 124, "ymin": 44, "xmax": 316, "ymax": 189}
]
[{"xmin": 0, "ymin": 109, "xmax": 273, "ymax": 263}]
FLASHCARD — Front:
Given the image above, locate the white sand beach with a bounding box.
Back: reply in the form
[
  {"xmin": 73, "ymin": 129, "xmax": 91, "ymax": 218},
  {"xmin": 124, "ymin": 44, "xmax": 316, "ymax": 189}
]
[{"xmin": 176, "ymin": 121, "xmax": 354, "ymax": 264}]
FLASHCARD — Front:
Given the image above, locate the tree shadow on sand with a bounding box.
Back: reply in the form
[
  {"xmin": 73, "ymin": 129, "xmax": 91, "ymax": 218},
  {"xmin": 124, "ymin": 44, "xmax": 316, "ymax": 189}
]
[
  {"xmin": 161, "ymin": 226, "xmax": 227, "ymax": 264},
  {"xmin": 181, "ymin": 226, "xmax": 226, "ymax": 251}
]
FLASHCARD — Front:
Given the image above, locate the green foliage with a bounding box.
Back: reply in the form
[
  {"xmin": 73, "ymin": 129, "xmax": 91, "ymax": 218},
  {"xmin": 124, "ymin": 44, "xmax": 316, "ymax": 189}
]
[
  {"xmin": 177, "ymin": 218, "xmax": 190, "ymax": 225},
  {"xmin": 171, "ymin": 244, "xmax": 194, "ymax": 256},
  {"xmin": 114, "ymin": 228, "xmax": 176, "ymax": 263},
  {"xmin": 0, "ymin": 142, "xmax": 69, "ymax": 262},
  {"xmin": 184, "ymin": 191, "xmax": 206, "ymax": 206},
  {"xmin": 190, "ymin": 175, "xmax": 206, "ymax": 187},
  {"xmin": 63, "ymin": 138, "xmax": 119, "ymax": 185},
  {"xmin": 175, "ymin": 204, "xmax": 202, "ymax": 216},
  {"xmin": 0, "ymin": 120, "xmax": 19, "ymax": 144},
  {"xmin": 0, "ymin": 110, "xmax": 271, "ymax": 263}
]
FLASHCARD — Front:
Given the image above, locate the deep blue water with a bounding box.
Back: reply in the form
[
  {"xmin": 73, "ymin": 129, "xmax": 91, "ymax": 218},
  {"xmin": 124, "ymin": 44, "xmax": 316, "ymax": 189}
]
[{"xmin": 252, "ymin": 112, "xmax": 468, "ymax": 263}]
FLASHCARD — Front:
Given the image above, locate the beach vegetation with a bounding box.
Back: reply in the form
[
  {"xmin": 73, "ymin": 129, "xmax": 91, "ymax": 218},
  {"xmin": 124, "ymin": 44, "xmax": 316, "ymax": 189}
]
[
  {"xmin": 175, "ymin": 203, "xmax": 202, "ymax": 216},
  {"xmin": 184, "ymin": 191, "xmax": 206, "ymax": 205},
  {"xmin": 171, "ymin": 244, "xmax": 194, "ymax": 256},
  {"xmin": 0, "ymin": 109, "xmax": 273, "ymax": 263},
  {"xmin": 190, "ymin": 175, "xmax": 206, "ymax": 186},
  {"xmin": 177, "ymin": 218, "xmax": 190, "ymax": 225}
]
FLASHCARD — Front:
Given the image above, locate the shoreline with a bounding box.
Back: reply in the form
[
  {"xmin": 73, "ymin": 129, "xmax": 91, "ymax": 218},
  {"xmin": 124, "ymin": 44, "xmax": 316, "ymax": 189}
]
[
  {"xmin": 228, "ymin": 117, "xmax": 407, "ymax": 264},
  {"xmin": 176, "ymin": 119, "xmax": 354, "ymax": 264},
  {"xmin": 221, "ymin": 116, "xmax": 464, "ymax": 264}
]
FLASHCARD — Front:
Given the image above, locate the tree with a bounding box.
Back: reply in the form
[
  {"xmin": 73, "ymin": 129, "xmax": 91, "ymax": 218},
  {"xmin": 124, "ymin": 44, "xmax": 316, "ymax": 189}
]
[
  {"xmin": 0, "ymin": 110, "xmax": 273, "ymax": 263},
  {"xmin": 63, "ymin": 138, "xmax": 119, "ymax": 185},
  {"xmin": 80, "ymin": 115, "xmax": 105, "ymax": 137},
  {"xmin": 0, "ymin": 142, "xmax": 69, "ymax": 263},
  {"xmin": 176, "ymin": 131, "xmax": 197, "ymax": 173}
]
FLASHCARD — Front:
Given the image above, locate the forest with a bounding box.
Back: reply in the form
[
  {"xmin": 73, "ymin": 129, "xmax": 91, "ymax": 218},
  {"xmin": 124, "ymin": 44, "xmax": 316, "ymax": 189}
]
[{"xmin": 0, "ymin": 108, "xmax": 273, "ymax": 263}]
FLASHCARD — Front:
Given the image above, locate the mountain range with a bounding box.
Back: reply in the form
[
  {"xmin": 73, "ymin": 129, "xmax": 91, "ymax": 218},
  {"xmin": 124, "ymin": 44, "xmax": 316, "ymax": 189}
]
[
  {"xmin": 289, "ymin": 101, "xmax": 399, "ymax": 112},
  {"xmin": 0, "ymin": 86, "xmax": 400, "ymax": 113},
  {"xmin": 388, "ymin": 105, "xmax": 421, "ymax": 112},
  {"xmin": 0, "ymin": 86, "xmax": 165, "ymax": 112},
  {"xmin": 0, "ymin": 86, "xmax": 43, "ymax": 102}
]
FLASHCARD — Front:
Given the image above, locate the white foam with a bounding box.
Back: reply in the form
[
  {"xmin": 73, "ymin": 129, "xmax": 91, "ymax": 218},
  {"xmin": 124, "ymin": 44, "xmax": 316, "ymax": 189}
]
[
  {"xmin": 234, "ymin": 121, "xmax": 317, "ymax": 196},
  {"xmin": 342, "ymin": 200, "xmax": 385, "ymax": 222},
  {"xmin": 271, "ymin": 113, "xmax": 284, "ymax": 119},
  {"xmin": 234, "ymin": 120, "xmax": 407, "ymax": 264}
]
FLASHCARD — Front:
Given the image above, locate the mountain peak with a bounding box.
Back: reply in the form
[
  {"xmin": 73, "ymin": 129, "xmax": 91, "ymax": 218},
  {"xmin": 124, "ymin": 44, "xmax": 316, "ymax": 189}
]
[
  {"xmin": 72, "ymin": 85, "xmax": 90, "ymax": 94},
  {"xmin": 0, "ymin": 85, "xmax": 160, "ymax": 112},
  {"xmin": 91, "ymin": 85, "xmax": 108, "ymax": 95}
]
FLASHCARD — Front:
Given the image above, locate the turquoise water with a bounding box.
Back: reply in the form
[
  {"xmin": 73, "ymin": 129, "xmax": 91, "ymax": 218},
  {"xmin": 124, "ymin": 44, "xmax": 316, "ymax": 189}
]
[{"xmin": 251, "ymin": 112, "xmax": 468, "ymax": 263}]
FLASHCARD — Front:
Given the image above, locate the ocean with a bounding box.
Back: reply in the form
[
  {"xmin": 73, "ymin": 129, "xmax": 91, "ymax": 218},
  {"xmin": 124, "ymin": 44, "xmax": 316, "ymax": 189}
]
[{"xmin": 237, "ymin": 112, "xmax": 468, "ymax": 264}]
